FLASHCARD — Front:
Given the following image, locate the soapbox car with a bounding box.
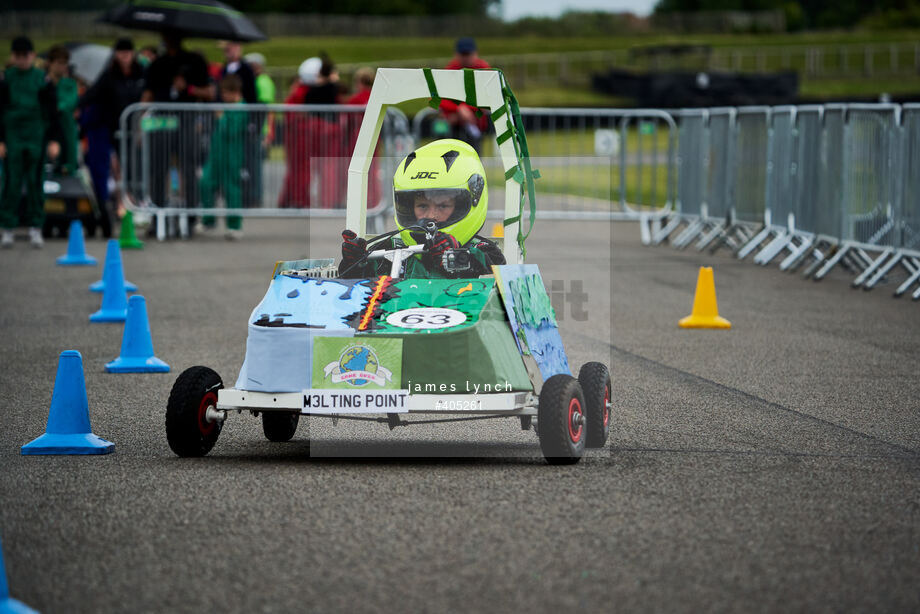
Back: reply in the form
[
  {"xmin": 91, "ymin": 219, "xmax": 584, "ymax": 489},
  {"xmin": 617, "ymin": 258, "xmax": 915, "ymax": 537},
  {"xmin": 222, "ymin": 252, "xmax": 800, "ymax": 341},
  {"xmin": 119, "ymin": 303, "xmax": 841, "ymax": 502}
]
[{"xmin": 165, "ymin": 68, "xmax": 612, "ymax": 463}]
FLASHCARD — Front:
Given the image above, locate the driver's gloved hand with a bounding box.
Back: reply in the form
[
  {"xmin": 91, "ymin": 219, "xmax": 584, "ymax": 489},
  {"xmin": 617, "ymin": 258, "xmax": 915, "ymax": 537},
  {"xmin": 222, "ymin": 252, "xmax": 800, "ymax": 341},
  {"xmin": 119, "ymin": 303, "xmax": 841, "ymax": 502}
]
[
  {"xmin": 341, "ymin": 229, "xmax": 367, "ymax": 264},
  {"xmin": 425, "ymin": 231, "xmax": 460, "ymax": 271}
]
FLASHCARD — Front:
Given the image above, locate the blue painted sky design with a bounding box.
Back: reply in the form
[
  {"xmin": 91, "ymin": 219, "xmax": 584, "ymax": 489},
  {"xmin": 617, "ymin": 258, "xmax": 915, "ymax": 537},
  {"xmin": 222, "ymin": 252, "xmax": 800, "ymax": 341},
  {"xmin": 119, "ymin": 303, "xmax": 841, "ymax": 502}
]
[{"xmin": 252, "ymin": 277, "xmax": 373, "ymax": 330}]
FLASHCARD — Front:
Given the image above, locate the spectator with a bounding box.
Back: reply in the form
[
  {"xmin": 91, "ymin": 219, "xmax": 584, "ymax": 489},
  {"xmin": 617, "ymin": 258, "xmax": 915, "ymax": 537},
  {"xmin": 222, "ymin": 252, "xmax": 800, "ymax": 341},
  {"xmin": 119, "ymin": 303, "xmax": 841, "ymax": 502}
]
[
  {"xmin": 219, "ymin": 41, "xmax": 256, "ymax": 104},
  {"xmin": 278, "ymin": 55, "xmax": 345, "ymax": 208},
  {"xmin": 218, "ymin": 41, "xmax": 260, "ymax": 207},
  {"xmin": 81, "ymin": 39, "xmax": 145, "ymax": 144},
  {"xmin": 245, "ymin": 52, "xmax": 276, "ymax": 147},
  {"xmin": 278, "ymin": 56, "xmax": 320, "ymax": 207},
  {"xmin": 304, "ymin": 56, "xmax": 342, "ymax": 104},
  {"xmin": 137, "ymin": 46, "xmax": 158, "ymax": 68},
  {"xmin": 347, "ymin": 67, "xmax": 374, "ymax": 106},
  {"xmin": 142, "ymin": 33, "xmax": 213, "ymax": 104},
  {"xmin": 79, "ymin": 38, "xmax": 145, "ymax": 213},
  {"xmin": 0, "ymin": 36, "xmax": 61, "ymax": 249},
  {"xmin": 304, "ymin": 56, "xmax": 344, "ymax": 208},
  {"xmin": 440, "ymin": 37, "xmax": 492, "ymax": 151},
  {"xmin": 46, "ymin": 45, "xmax": 79, "ymax": 175},
  {"xmin": 198, "ymin": 75, "xmax": 247, "ymax": 240},
  {"xmin": 246, "ymin": 52, "xmax": 275, "ymax": 105},
  {"xmin": 142, "ymin": 32, "xmax": 213, "ymax": 221}
]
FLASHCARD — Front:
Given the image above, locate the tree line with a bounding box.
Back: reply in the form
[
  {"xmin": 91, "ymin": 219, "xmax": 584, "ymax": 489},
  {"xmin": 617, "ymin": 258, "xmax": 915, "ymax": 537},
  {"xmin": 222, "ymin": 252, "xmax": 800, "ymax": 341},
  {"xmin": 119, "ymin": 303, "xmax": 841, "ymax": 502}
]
[{"xmin": 654, "ymin": 0, "xmax": 920, "ymax": 29}]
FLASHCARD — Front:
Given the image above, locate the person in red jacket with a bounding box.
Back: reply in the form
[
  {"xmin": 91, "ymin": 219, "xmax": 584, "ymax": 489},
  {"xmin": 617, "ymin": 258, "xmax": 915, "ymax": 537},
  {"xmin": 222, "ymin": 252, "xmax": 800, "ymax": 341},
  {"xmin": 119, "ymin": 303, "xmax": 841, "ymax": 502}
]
[
  {"xmin": 346, "ymin": 67, "xmax": 374, "ymax": 106},
  {"xmin": 278, "ymin": 56, "xmax": 345, "ymax": 208},
  {"xmin": 440, "ymin": 37, "xmax": 491, "ymax": 152}
]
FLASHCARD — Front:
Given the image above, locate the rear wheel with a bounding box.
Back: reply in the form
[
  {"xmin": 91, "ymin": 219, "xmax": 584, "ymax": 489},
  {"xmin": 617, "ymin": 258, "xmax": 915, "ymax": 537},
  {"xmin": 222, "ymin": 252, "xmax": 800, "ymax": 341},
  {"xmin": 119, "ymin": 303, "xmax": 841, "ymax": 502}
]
[
  {"xmin": 537, "ymin": 374, "xmax": 586, "ymax": 465},
  {"xmin": 579, "ymin": 362, "xmax": 611, "ymax": 448},
  {"xmin": 166, "ymin": 366, "xmax": 224, "ymax": 457},
  {"xmin": 262, "ymin": 411, "xmax": 300, "ymax": 442}
]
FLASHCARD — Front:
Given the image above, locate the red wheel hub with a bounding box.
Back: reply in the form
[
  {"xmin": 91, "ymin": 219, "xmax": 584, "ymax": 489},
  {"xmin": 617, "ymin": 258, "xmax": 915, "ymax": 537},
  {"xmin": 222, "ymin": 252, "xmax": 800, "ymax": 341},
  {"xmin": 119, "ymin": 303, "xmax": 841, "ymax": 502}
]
[
  {"xmin": 603, "ymin": 386, "xmax": 610, "ymax": 428},
  {"xmin": 568, "ymin": 397, "xmax": 583, "ymax": 443},
  {"xmin": 197, "ymin": 391, "xmax": 218, "ymax": 435}
]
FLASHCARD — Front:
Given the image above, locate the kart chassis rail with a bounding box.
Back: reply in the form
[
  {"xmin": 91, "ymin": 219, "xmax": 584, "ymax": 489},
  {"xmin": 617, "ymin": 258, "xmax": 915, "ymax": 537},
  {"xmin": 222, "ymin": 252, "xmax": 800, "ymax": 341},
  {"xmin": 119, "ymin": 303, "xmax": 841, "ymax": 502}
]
[{"xmin": 217, "ymin": 388, "xmax": 539, "ymax": 417}]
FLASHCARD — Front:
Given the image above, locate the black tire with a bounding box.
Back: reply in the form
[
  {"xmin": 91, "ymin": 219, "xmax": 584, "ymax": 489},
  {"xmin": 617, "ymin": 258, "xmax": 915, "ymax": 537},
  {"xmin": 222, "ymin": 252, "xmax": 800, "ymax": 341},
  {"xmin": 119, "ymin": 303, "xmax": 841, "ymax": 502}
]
[
  {"xmin": 166, "ymin": 366, "xmax": 224, "ymax": 457},
  {"xmin": 537, "ymin": 374, "xmax": 586, "ymax": 465},
  {"xmin": 579, "ymin": 362, "xmax": 611, "ymax": 448},
  {"xmin": 262, "ymin": 411, "xmax": 300, "ymax": 442}
]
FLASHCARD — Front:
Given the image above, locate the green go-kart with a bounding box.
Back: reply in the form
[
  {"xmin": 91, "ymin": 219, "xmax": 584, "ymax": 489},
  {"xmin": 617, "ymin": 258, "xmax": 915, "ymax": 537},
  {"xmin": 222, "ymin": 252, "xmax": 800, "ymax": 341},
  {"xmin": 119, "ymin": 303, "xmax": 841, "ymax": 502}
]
[{"xmin": 166, "ymin": 68, "xmax": 611, "ymax": 463}]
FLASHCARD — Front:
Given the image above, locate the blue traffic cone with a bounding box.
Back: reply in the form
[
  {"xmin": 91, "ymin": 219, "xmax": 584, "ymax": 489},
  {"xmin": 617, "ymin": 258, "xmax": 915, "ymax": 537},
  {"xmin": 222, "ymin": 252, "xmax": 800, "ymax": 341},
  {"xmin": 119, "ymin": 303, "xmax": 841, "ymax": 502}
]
[
  {"xmin": 56, "ymin": 219, "xmax": 97, "ymax": 266},
  {"xmin": 106, "ymin": 295, "xmax": 169, "ymax": 373},
  {"xmin": 0, "ymin": 536, "xmax": 37, "ymax": 614},
  {"xmin": 21, "ymin": 351, "xmax": 114, "ymax": 455},
  {"xmin": 90, "ymin": 240, "xmax": 137, "ymax": 293},
  {"xmin": 89, "ymin": 245, "xmax": 129, "ymax": 322}
]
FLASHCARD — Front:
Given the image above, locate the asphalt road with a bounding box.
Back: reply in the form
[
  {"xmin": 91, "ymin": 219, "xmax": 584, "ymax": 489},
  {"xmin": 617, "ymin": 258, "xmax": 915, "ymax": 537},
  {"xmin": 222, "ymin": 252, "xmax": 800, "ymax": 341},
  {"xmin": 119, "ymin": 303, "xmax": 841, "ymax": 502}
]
[{"xmin": 1, "ymin": 218, "xmax": 918, "ymax": 613}]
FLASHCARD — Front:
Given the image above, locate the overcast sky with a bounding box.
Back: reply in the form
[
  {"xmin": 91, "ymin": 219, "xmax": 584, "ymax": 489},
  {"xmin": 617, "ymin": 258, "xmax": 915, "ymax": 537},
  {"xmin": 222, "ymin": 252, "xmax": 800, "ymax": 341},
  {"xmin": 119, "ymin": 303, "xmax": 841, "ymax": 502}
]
[{"xmin": 501, "ymin": 0, "xmax": 657, "ymax": 20}]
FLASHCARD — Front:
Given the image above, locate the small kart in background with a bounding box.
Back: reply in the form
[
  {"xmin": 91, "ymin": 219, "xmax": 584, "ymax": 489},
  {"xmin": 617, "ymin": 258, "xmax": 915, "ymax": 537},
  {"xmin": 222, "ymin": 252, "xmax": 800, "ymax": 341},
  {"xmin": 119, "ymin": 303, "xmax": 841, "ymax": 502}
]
[{"xmin": 39, "ymin": 165, "xmax": 112, "ymax": 238}]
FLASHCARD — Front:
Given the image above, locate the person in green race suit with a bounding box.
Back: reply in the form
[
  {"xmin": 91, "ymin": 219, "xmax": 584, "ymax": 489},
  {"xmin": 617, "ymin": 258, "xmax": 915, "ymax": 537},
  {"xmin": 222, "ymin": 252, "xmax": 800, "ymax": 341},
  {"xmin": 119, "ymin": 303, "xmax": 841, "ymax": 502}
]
[
  {"xmin": 0, "ymin": 36, "xmax": 61, "ymax": 249},
  {"xmin": 198, "ymin": 74, "xmax": 247, "ymax": 240},
  {"xmin": 245, "ymin": 52, "xmax": 276, "ymax": 144},
  {"xmin": 46, "ymin": 45, "xmax": 79, "ymax": 175},
  {"xmin": 338, "ymin": 138, "xmax": 505, "ymax": 279},
  {"xmin": 248, "ymin": 53, "xmax": 276, "ymax": 106}
]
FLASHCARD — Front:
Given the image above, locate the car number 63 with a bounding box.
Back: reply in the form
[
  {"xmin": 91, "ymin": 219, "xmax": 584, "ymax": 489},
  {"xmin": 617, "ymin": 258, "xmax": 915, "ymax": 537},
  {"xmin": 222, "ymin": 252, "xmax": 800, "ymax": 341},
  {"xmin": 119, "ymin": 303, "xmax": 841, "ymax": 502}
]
[{"xmin": 386, "ymin": 307, "xmax": 467, "ymax": 329}]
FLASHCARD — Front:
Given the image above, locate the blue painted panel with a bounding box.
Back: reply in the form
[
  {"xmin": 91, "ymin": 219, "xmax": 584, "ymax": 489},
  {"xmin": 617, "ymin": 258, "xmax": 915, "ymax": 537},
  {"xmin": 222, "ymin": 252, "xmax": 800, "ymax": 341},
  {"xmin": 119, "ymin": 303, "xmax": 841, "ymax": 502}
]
[{"xmin": 493, "ymin": 265, "xmax": 571, "ymax": 380}]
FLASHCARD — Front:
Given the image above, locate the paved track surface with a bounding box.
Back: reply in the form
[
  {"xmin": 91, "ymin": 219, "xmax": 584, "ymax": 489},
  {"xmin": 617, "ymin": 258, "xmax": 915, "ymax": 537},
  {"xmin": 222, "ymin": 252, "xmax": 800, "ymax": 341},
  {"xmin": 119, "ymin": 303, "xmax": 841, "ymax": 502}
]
[{"xmin": 1, "ymin": 219, "xmax": 918, "ymax": 613}]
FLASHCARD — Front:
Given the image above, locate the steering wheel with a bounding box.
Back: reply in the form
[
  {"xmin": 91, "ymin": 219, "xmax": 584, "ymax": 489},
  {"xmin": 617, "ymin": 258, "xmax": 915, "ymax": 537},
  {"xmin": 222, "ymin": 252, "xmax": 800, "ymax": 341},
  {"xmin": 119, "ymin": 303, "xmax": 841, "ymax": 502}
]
[
  {"xmin": 365, "ymin": 220, "xmax": 438, "ymax": 251},
  {"xmin": 340, "ymin": 221, "xmax": 438, "ymax": 277}
]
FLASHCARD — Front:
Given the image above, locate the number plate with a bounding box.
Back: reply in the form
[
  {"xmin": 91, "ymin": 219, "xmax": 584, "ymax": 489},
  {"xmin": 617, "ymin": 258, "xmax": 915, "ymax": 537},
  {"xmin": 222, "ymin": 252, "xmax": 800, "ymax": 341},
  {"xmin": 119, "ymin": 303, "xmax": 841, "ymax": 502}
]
[
  {"xmin": 302, "ymin": 389, "xmax": 409, "ymax": 414},
  {"xmin": 385, "ymin": 307, "xmax": 467, "ymax": 330}
]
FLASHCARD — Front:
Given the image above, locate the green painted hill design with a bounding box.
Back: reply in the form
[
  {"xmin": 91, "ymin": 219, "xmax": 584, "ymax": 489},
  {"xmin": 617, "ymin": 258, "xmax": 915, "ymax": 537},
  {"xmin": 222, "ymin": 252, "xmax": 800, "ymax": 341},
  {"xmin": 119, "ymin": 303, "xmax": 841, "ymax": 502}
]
[{"xmin": 359, "ymin": 278, "xmax": 495, "ymax": 335}]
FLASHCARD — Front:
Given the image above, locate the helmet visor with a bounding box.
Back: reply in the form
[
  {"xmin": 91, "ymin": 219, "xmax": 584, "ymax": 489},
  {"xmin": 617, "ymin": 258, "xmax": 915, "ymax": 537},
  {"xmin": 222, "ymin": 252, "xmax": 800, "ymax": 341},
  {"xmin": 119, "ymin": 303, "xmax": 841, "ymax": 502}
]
[{"xmin": 394, "ymin": 188, "xmax": 472, "ymax": 230}]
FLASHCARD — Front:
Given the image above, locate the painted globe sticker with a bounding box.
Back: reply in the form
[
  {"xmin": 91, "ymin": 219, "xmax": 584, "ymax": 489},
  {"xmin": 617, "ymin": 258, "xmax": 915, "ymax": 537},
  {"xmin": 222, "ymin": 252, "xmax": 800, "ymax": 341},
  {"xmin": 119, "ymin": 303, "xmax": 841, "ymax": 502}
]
[
  {"xmin": 386, "ymin": 307, "xmax": 467, "ymax": 330},
  {"xmin": 323, "ymin": 344, "xmax": 392, "ymax": 387}
]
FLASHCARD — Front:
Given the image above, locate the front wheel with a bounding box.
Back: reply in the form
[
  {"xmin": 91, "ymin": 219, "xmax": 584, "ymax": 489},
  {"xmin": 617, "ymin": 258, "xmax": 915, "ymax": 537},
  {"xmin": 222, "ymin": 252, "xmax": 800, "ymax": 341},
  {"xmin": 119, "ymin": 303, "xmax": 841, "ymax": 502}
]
[
  {"xmin": 262, "ymin": 411, "xmax": 300, "ymax": 442},
  {"xmin": 579, "ymin": 362, "xmax": 611, "ymax": 448},
  {"xmin": 537, "ymin": 374, "xmax": 586, "ymax": 465},
  {"xmin": 166, "ymin": 366, "xmax": 224, "ymax": 457}
]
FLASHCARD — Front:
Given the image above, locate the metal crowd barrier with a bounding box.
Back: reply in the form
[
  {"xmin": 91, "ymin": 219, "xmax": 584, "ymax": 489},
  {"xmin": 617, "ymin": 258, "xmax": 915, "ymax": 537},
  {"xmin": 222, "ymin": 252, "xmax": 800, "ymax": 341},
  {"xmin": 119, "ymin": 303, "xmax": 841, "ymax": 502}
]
[
  {"xmin": 115, "ymin": 99, "xmax": 919, "ymax": 300},
  {"xmin": 118, "ymin": 102, "xmax": 413, "ymax": 240},
  {"xmin": 649, "ymin": 102, "xmax": 920, "ymax": 300},
  {"xmin": 412, "ymin": 106, "xmax": 678, "ymax": 222}
]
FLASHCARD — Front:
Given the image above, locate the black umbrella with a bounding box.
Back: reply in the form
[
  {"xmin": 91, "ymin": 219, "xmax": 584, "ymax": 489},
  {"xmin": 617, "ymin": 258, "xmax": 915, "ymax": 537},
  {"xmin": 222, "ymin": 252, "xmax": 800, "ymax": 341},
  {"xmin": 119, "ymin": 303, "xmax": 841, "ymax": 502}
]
[{"xmin": 99, "ymin": 0, "xmax": 267, "ymax": 42}]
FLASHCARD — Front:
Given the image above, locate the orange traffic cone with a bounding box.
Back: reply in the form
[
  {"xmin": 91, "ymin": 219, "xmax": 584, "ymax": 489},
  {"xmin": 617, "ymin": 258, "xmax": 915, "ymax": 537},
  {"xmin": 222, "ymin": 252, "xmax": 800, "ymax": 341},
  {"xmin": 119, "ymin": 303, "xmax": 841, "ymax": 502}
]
[
  {"xmin": 679, "ymin": 266, "xmax": 731, "ymax": 329},
  {"xmin": 491, "ymin": 222, "xmax": 504, "ymax": 238}
]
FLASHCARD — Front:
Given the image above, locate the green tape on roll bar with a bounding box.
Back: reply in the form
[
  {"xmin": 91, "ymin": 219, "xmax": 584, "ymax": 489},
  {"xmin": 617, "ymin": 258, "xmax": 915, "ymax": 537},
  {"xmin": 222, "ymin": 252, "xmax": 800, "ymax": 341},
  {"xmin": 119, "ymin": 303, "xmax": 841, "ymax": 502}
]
[
  {"xmin": 463, "ymin": 68, "xmax": 478, "ymax": 107},
  {"xmin": 503, "ymin": 76, "xmax": 538, "ymax": 257},
  {"xmin": 423, "ymin": 68, "xmax": 441, "ymax": 109},
  {"xmin": 417, "ymin": 68, "xmax": 539, "ymax": 258}
]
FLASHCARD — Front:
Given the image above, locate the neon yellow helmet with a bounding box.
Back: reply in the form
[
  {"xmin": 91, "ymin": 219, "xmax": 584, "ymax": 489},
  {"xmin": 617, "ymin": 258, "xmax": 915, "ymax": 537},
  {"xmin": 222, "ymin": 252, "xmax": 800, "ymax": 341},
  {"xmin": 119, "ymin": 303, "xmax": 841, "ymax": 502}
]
[{"xmin": 393, "ymin": 139, "xmax": 487, "ymax": 247}]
